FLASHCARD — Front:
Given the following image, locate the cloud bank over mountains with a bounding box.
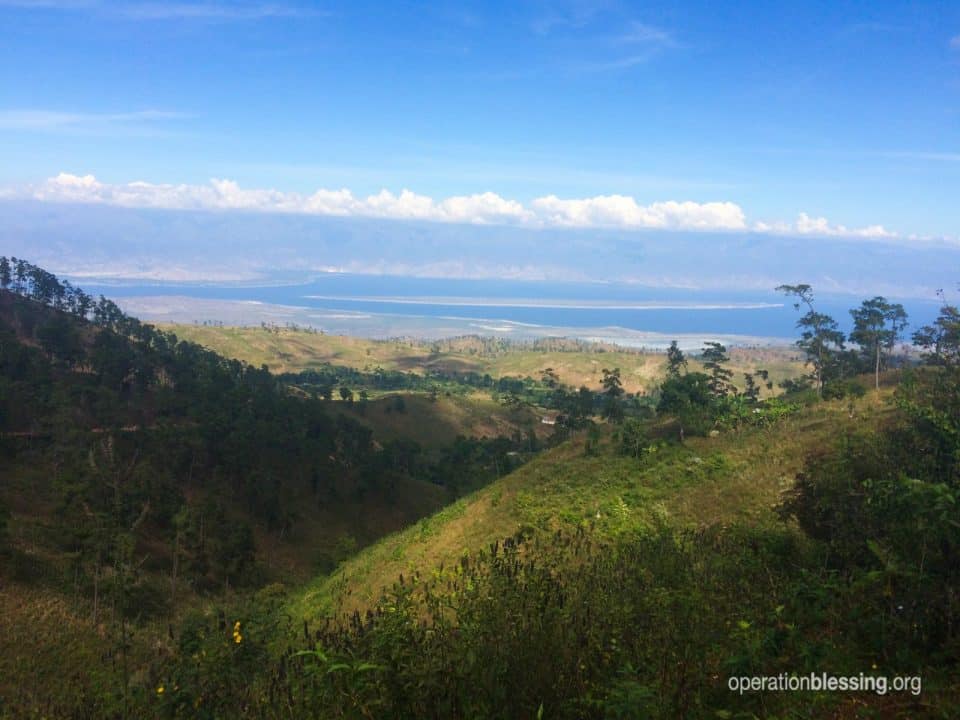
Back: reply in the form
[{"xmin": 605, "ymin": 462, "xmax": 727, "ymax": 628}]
[
  {"xmin": 1, "ymin": 196, "xmax": 955, "ymax": 301},
  {"xmin": 15, "ymin": 172, "xmax": 900, "ymax": 240}
]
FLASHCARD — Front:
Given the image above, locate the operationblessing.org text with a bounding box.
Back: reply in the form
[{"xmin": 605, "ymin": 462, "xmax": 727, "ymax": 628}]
[{"xmin": 728, "ymin": 672, "xmax": 921, "ymax": 696}]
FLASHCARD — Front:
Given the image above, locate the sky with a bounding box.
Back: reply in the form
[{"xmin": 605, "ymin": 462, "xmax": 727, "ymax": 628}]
[{"xmin": 0, "ymin": 1, "xmax": 959, "ymax": 249}]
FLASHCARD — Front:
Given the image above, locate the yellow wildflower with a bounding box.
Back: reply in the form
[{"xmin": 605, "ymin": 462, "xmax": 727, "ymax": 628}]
[{"xmin": 156, "ymin": 685, "xmax": 165, "ymax": 695}]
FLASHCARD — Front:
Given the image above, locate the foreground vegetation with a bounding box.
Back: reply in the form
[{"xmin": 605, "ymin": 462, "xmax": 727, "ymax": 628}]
[{"xmin": 1, "ymin": 256, "xmax": 957, "ymax": 718}]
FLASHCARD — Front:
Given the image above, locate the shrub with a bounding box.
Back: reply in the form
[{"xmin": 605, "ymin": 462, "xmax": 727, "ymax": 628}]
[{"xmin": 822, "ymin": 379, "xmax": 867, "ymax": 400}]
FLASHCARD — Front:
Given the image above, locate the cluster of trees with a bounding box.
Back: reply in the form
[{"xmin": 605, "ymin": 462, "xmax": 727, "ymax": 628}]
[
  {"xmin": 2, "ymin": 285, "xmax": 340, "ymax": 592},
  {"xmin": 1, "ymin": 256, "xmax": 96, "ymax": 318},
  {"xmin": 776, "ymin": 284, "xmax": 908, "ymax": 393},
  {"xmin": 534, "ymin": 366, "xmax": 654, "ymax": 433},
  {"xmin": 650, "ymin": 285, "xmax": 913, "ymax": 439},
  {"xmin": 411, "ymin": 334, "xmax": 644, "ymax": 358},
  {"xmin": 288, "ymin": 365, "xmax": 526, "ymax": 401},
  {"xmin": 654, "ymin": 340, "xmax": 775, "ymax": 439}
]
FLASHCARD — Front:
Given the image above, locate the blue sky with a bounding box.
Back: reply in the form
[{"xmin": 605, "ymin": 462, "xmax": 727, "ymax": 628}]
[{"xmin": 0, "ymin": 0, "xmax": 959, "ymax": 241}]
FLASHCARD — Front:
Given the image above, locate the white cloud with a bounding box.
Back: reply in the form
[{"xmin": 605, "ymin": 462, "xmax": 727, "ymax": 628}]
[
  {"xmin": 437, "ymin": 191, "xmax": 531, "ymax": 224},
  {"xmin": 794, "ymin": 212, "xmax": 895, "ymax": 238},
  {"xmin": 15, "ymin": 172, "xmax": 904, "ymax": 240},
  {"xmin": 531, "ymin": 195, "xmax": 746, "ymax": 230},
  {"xmin": 24, "ymin": 173, "xmax": 745, "ymax": 231},
  {"xmin": 754, "ymin": 213, "xmax": 895, "ymax": 239},
  {"xmin": 752, "ymin": 220, "xmax": 791, "ymax": 234},
  {"xmin": 951, "ymin": 34, "xmax": 960, "ymax": 49}
]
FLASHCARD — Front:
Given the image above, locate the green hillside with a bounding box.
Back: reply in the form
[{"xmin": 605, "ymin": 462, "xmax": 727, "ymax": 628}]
[{"xmin": 292, "ymin": 390, "xmax": 893, "ymax": 619}]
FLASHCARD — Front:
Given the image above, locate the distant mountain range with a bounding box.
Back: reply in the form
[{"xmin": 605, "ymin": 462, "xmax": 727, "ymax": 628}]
[{"xmin": 1, "ymin": 199, "xmax": 956, "ymax": 300}]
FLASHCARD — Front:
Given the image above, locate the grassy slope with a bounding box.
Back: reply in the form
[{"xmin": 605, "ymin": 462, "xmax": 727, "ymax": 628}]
[
  {"xmin": 290, "ymin": 390, "xmax": 894, "ymax": 621},
  {"xmin": 164, "ymin": 324, "xmax": 803, "ymax": 395}
]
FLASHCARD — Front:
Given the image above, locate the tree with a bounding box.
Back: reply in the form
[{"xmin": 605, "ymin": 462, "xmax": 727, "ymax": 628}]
[
  {"xmin": 540, "ymin": 368, "xmax": 560, "ymax": 388},
  {"xmin": 665, "ymin": 341, "xmax": 687, "ymax": 379},
  {"xmin": 12, "ymin": 258, "xmax": 27, "ymax": 294},
  {"xmin": 576, "ymin": 385, "xmax": 594, "ymax": 419},
  {"xmin": 618, "ymin": 418, "xmax": 648, "ymax": 458},
  {"xmin": 776, "ymin": 284, "xmax": 846, "ymax": 397},
  {"xmin": 700, "ymin": 342, "xmax": 735, "ymax": 398},
  {"xmin": 743, "ymin": 369, "xmax": 772, "ymax": 402},
  {"xmin": 903, "ymin": 296, "xmax": 960, "ymax": 483},
  {"xmin": 601, "ymin": 368, "xmax": 625, "ymax": 422},
  {"xmin": 912, "ymin": 293, "xmax": 960, "ymax": 367},
  {"xmin": 657, "ymin": 372, "xmax": 713, "ymax": 440},
  {"xmin": 502, "ymin": 390, "xmax": 529, "ymax": 413},
  {"xmin": 339, "ymin": 386, "xmax": 353, "ymax": 402},
  {"xmin": 0, "ymin": 256, "xmax": 10, "ymax": 290},
  {"xmin": 850, "ymin": 296, "xmax": 908, "ymax": 389}
]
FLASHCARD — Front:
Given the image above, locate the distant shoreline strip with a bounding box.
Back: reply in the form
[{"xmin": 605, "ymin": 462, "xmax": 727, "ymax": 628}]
[{"xmin": 301, "ymin": 295, "xmax": 783, "ymax": 311}]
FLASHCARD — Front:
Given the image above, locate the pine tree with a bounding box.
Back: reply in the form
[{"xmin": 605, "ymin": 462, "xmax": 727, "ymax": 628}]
[
  {"xmin": 700, "ymin": 342, "xmax": 735, "ymax": 398},
  {"xmin": 777, "ymin": 284, "xmax": 846, "ymax": 396},
  {"xmin": 850, "ymin": 296, "xmax": 908, "ymax": 390},
  {"xmin": 666, "ymin": 340, "xmax": 687, "ymax": 378},
  {"xmin": 601, "ymin": 368, "xmax": 625, "ymax": 422},
  {"xmin": 0, "ymin": 256, "xmax": 11, "ymax": 289}
]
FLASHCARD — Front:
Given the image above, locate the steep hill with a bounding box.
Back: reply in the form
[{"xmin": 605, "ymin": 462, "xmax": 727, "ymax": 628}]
[{"xmin": 291, "ymin": 389, "xmax": 894, "ymax": 620}]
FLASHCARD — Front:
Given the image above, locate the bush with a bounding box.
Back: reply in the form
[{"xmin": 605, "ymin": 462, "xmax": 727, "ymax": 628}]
[
  {"xmin": 822, "ymin": 379, "xmax": 866, "ymax": 400},
  {"xmin": 617, "ymin": 418, "xmax": 649, "ymax": 458}
]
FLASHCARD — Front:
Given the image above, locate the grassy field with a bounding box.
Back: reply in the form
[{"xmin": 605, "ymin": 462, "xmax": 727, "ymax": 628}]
[
  {"xmin": 165, "ymin": 324, "xmax": 805, "ymax": 395},
  {"xmin": 289, "ymin": 389, "xmax": 894, "ymax": 622}
]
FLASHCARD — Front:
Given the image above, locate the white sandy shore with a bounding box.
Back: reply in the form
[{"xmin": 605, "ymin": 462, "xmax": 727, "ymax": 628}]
[{"xmin": 117, "ymin": 295, "xmax": 795, "ymax": 351}]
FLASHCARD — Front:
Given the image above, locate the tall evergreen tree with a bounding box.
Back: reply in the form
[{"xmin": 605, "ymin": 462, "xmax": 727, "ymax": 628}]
[
  {"xmin": 700, "ymin": 341, "xmax": 735, "ymax": 398},
  {"xmin": 601, "ymin": 368, "xmax": 625, "ymax": 422},
  {"xmin": 13, "ymin": 258, "xmax": 27, "ymax": 293},
  {"xmin": 776, "ymin": 284, "xmax": 846, "ymax": 396},
  {"xmin": 0, "ymin": 256, "xmax": 11, "ymax": 290},
  {"xmin": 665, "ymin": 340, "xmax": 687, "ymax": 379},
  {"xmin": 850, "ymin": 296, "xmax": 908, "ymax": 389}
]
